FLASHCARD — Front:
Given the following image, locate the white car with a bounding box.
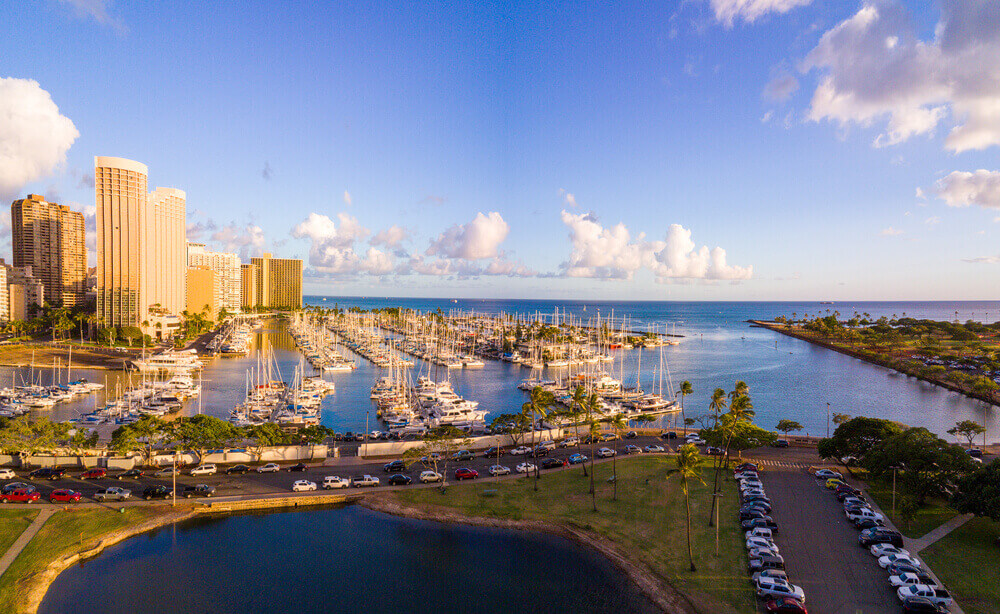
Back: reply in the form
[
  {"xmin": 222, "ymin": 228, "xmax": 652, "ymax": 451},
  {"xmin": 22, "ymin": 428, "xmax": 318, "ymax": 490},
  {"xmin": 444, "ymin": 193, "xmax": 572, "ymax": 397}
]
[
  {"xmin": 746, "ymin": 537, "xmax": 779, "ymax": 552},
  {"xmin": 558, "ymin": 437, "xmax": 579, "ymax": 448},
  {"xmin": 419, "ymin": 470, "xmax": 443, "ymax": 483},
  {"xmin": 322, "ymin": 476, "xmax": 350, "ymax": 489},
  {"xmin": 752, "ymin": 570, "xmax": 787, "ymax": 584},
  {"xmin": 814, "ymin": 469, "xmax": 843, "ymax": 480},
  {"xmin": 889, "ymin": 572, "xmax": 936, "ymax": 588},
  {"xmin": 154, "ymin": 467, "xmax": 176, "ymax": 477},
  {"xmin": 879, "ymin": 553, "xmax": 921, "ymax": 569},
  {"xmin": 870, "ymin": 544, "xmax": 909, "ymax": 558},
  {"xmin": 842, "ymin": 496, "xmax": 867, "ymax": 508},
  {"xmin": 686, "ymin": 438, "xmax": 707, "ymax": 446},
  {"xmin": 257, "ymin": 463, "xmax": 281, "ymax": 473},
  {"xmin": 510, "ymin": 446, "xmax": 532, "ymax": 456},
  {"xmin": 516, "ymin": 462, "xmax": 536, "ymax": 474},
  {"xmin": 189, "ymin": 464, "xmax": 217, "ymax": 476},
  {"xmin": 746, "ymin": 527, "xmax": 773, "ymax": 540},
  {"xmin": 846, "ymin": 508, "xmax": 884, "ymax": 523},
  {"xmin": 755, "ymin": 577, "xmax": 805, "ymax": 602},
  {"xmin": 644, "ymin": 445, "xmax": 665, "ymax": 453},
  {"xmin": 489, "ymin": 465, "xmax": 511, "ymax": 476},
  {"xmin": 0, "ymin": 469, "xmax": 16, "ymax": 480},
  {"xmin": 748, "ymin": 546, "xmax": 780, "ymax": 559},
  {"xmin": 596, "ymin": 447, "xmax": 616, "ymax": 458},
  {"xmin": 734, "ymin": 471, "xmax": 759, "ymax": 479},
  {"xmin": 292, "ymin": 480, "xmax": 316, "ymax": 492},
  {"xmin": 896, "ymin": 585, "xmax": 952, "ymax": 607}
]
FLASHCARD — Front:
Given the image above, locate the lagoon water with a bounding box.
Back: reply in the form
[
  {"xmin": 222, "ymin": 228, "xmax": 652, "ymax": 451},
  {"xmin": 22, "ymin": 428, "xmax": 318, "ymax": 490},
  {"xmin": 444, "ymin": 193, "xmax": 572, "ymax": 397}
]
[{"xmin": 39, "ymin": 505, "xmax": 661, "ymax": 614}]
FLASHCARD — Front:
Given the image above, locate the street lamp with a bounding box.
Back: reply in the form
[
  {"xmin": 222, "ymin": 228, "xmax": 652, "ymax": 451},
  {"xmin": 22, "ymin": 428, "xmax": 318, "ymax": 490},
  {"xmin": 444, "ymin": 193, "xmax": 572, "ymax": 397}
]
[
  {"xmin": 826, "ymin": 402, "xmax": 831, "ymax": 438},
  {"xmin": 890, "ymin": 464, "xmax": 904, "ymax": 517}
]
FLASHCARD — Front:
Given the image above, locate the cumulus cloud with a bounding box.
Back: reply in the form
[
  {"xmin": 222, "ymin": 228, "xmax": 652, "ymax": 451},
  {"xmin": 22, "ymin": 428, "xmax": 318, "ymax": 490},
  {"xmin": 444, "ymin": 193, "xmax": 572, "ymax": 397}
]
[
  {"xmin": 0, "ymin": 78, "xmax": 79, "ymax": 202},
  {"xmin": 211, "ymin": 223, "xmax": 265, "ymax": 260},
  {"xmin": 290, "ymin": 212, "xmax": 378, "ymax": 276},
  {"xmin": 427, "ymin": 211, "xmax": 509, "ymax": 260},
  {"xmin": 934, "ymin": 170, "xmax": 1000, "ymax": 208},
  {"xmin": 880, "ymin": 226, "xmax": 904, "ymax": 236},
  {"xmin": 343, "ymin": 190, "xmax": 352, "ymax": 207},
  {"xmin": 801, "ymin": 2, "xmax": 1000, "ymax": 152},
  {"xmin": 58, "ymin": 0, "xmax": 126, "ymax": 32},
  {"xmin": 925, "ymin": 216, "xmax": 941, "ymax": 225},
  {"xmin": 709, "ymin": 0, "xmax": 813, "ymax": 27},
  {"xmin": 559, "ymin": 189, "xmax": 578, "ymax": 207},
  {"xmin": 370, "ymin": 225, "xmax": 409, "ymax": 248},
  {"xmin": 186, "ymin": 217, "xmax": 218, "ymax": 241},
  {"xmin": 763, "ymin": 72, "xmax": 799, "ymax": 102},
  {"xmin": 558, "ymin": 210, "xmax": 752, "ymax": 281}
]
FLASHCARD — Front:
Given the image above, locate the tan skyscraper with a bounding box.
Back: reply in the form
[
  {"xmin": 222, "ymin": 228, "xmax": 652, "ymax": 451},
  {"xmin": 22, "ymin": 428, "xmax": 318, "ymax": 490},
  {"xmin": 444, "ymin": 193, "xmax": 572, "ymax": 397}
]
[
  {"xmin": 240, "ymin": 264, "xmax": 257, "ymax": 309},
  {"xmin": 95, "ymin": 156, "xmax": 148, "ymax": 327},
  {"xmin": 145, "ymin": 187, "xmax": 186, "ymax": 318},
  {"xmin": 250, "ymin": 253, "xmax": 302, "ymax": 309},
  {"xmin": 187, "ymin": 242, "xmax": 240, "ymax": 314},
  {"xmin": 10, "ymin": 194, "xmax": 86, "ymax": 307}
]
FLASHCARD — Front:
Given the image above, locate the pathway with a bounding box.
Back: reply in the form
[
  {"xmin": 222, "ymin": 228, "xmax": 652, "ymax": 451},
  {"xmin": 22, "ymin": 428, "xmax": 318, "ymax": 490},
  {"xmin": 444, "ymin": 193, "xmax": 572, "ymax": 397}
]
[
  {"xmin": 909, "ymin": 513, "xmax": 974, "ymax": 553},
  {"xmin": 0, "ymin": 509, "xmax": 54, "ymax": 577}
]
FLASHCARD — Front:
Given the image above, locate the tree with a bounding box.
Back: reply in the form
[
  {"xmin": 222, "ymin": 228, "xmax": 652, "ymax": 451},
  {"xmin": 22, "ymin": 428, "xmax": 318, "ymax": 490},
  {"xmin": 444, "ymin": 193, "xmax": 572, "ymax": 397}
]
[
  {"xmin": 522, "ymin": 386, "xmax": 554, "ymax": 489},
  {"xmin": 669, "ymin": 443, "xmax": 705, "ymax": 572},
  {"xmin": 863, "ymin": 427, "xmax": 977, "ymax": 504},
  {"xmin": 947, "ymin": 420, "xmax": 986, "ymax": 448},
  {"xmin": 0, "ymin": 417, "xmax": 74, "ymax": 460},
  {"xmin": 677, "ymin": 381, "xmax": 693, "ymax": 428},
  {"xmin": 951, "ymin": 460, "xmax": 1000, "ymax": 521},
  {"xmin": 246, "ymin": 423, "xmax": 290, "ymax": 461},
  {"xmin": 708, "ymin": 388, "xmax": 727, "ymax": 430},
  {"xmin": 775, "ymin": 420, "xmax": 804, "ymax": 436},
  {"xmin": 172, "ymin": 415, "xmax": 244, "ymax": 463},
  {"xmin": 490, "ymin": 413, "xmax": 530, "ymax": 448},
  {"xmin": 403, "ymin": 426, "xmax": 471, "ymax": 492},
  {"xmin": 607, "ymin": 412, "xmax": 627, "ymax": 501},
  {"xmin": 816, "ymin": 416, "xmax": 905, "ymax": 462},
  {"xmin": 703, "ymin": 420, "xmax": 776, "ymax": 457},
  {"xmin": 570, "ymin": 385, "xmax": 589, "ymax": 476},
  {"xmin": 832, "ymin": 413, "xmax": 851, "ymax": 426}
]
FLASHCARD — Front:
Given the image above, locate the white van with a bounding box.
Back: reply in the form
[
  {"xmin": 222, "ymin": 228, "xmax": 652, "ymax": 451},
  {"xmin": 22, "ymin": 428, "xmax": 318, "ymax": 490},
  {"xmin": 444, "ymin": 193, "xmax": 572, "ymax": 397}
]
[
  {"xmin": 189, "ymin": 464, "xmax": 217, "ymax": 476},
  {"xmin": 536, "ymin": 440, "xmax": 556, "ymax": 451},
  {"xmin": 745, "ymin": 527, "xmax": 773, "ymax": 540}
]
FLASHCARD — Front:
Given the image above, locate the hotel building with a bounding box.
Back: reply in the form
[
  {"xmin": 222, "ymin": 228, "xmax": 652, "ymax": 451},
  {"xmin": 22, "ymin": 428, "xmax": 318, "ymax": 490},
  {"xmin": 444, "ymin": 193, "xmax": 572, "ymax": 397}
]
[
  {"xmin": 187, "ymin": 242, "xmax": 241, "ymax": 314},
  {"xmin": 250, "ymin": 253, "xmax": 302, "ymax": 309},
  {"xmin": 10, "ymin": 194, "xmax": 86, "ymax": 307}
]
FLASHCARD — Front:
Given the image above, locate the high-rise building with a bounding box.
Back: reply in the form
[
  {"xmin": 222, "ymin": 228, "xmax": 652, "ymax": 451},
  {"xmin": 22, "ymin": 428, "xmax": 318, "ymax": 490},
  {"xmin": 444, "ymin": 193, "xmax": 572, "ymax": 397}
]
[
  {"xmin": 145, "ymin": 187, "xmax": 186, "ymax": 318},
  {"xmin": 95, "ymin": 156, "xmax": 148, "ymax": 328},
  {"xmin": 187, "ymin": 242, "xmax": 240, "ymax": 315},
  {"xmin": 10, "ymin": 194, "xmax": 86, "ymax": 307},
  {"xmin": 2, "ymin": 261, "xmax": 45, "ymax": 321},
  {"xmin": 240, "ymin": 264, "xmax": 257, "ymax": 309},
  {"xmin": 250, "ymin": 253, "xmax": 302, "ymax": 309},
  {"xmin": 185, "ymin": 265, "xmax": 217, "ymax": 317}
]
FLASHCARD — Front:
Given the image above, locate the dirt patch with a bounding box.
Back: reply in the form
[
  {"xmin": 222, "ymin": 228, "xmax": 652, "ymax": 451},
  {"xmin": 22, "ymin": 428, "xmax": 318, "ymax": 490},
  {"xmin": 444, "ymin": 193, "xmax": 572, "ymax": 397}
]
[{"xmin": 0, "ymin": 345, "xmax": 132, "ymax": 370}]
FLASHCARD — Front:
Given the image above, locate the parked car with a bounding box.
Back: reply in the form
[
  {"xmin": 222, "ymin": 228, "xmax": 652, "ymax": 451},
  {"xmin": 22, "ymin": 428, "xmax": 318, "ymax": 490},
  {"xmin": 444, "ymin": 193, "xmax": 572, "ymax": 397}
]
[
  {"xmin": 183, "ymin": 484, "xmax": 216, "ymax": 498},
  {"xmin": 742, "ymin": 517, "xmax": 779, "ymax": 532},
  {"xmin": 825, "ymin": 478, "xmax": 847, "ymax": 489},
  {"xmin": 847, "ymin": 508, "xmax": 884, "ymax": 523},
  {"xmin": 772, "ymin": 439, "xmax": 789, "ymax": 448},
  {"xmin": 483, "ymin": 446, "xmax": 505, "ymax": 458},
  {"xmin": 740, "ymin": 509, "xmax": 769, "ymax": 521},
  {"xmin": 644, "ymin": 445, "xmax": 665, "ymax": 453},
  {"xmin": 383, "ymin": 460, "xmax": 406, "ymax": 473},
  {"xmin": 419, "ymin": 470, "xmax": 443, "ymax": 483},
  {"xmin": 1, "ymin": 488, "xmax": 40, "ymax": 503},
  {"xmin": 900, "ymin": 596, "xmax": 947, "ymax": 613},
  {"xmin": 854, "ymin": 518, "xmax": 886, "ymax": 531},
  {"xmin": 660, "ymin": 431, "xmax": 677, "ymax": 440},
  {"xmin": 420, "ymin": 453, "xmax": 442, "ymax": 466},
  {"xmin": 28, "ymin": 468, "xmax": 65, "ymax": 480},
  {"xmin": 600, "ymin": 433, "xmax": 619, "ymax": 442},
  {"xmin": 814, "ymin": 469, "xmax": 842, "ymax": 480},
  {"xmin": 764, "ymin": 597, "xmax": 807, "ymax": 613},
  {"xmin": 352, "ymin": 475, "xmax": 380, "ymax": 488},
  {"xmin": 735, "ymin": 462, "xmax": 759, "ymax": 472},
  {"xmin": 257, "ymin": 463, "xmax": 281, "ymax": 473},
  {"xmin": 859, "ymin": 527, "xmax": 903, "ymax": 547},
  {"xmin": 49, "ymin": 489, "xmax": 82, "ymax": 503},
  {"xmin": 454, "ymin": 468, "xmax": 479, "ymax": 481},
  {"xmin": 530, "ymin": 446, "xmax": 549, "ymax": 458},
  {"xmin": 322, "ymin": 476, "xmax": 350, "ymax": 489},
  {"xmin": 686, "ymin": 437, "xmax": 707, "ymax": 446},
  {"xmin": 189, "ymin": 464, "xmax": 217, "ymax": 476},
  {"xmin": 516, "ymin": 462, "xmax": 537, "ymax": 474},
  {"xmin": 755, "ymin": 577, "xmax": 805, "ymax": 602},
  {"xmin": 540, "ymin": 458, "xmax": 567, "ymax": 469},
  {"xmin": 489, "ymin": 465, "xmax": 511, "ymax": 476},
  {"xmin": 748, "ymin": 555, "xmax": 785, "ymax": 572},
  {"xmin": 887, "ymin": 561, "xmax": 924, "ymax": 576},
  {"xmin": 896, "ymin": 586, "xmax": 952, "ymax": 608},
  {"xmin": 154, "ymin": 467, "xmax": 176, "ymax": 477},
  {"xmin": 706, "ymin": 446, "xmax": 724, "ymax": 456},
  {"xmin": 870, "ymin": 544, "xmax": 909, "ymax": 558},
  {"xmin": 624, "ymin": 431, "xmax": 638, "ymax": 439},
  {"xmin": 80, "ymin": 468, "xmax": 106, "ymax": 480},
  {"xmin": 889, "ymin": 572, "xmax": 937, "ymax": 588},
  {"xmin": 749, "ymin": 546, "xmax": 781, "ymax": 559},
  {"xmin": 741, "ymin": 501, "xmax": 772, "ymax": 514},
  {"xmin": 452, "ymin": 450, "xmax": 475, "ymax": 462},
  {"xmin": 623, "ymin": 445, "xmax": 642, "ymax": 455},
  {"xmin": 510, "ymin": 446, "xmax": 531, "ymax": 456},
  {"xmin": 387, "ymin": 474, "xmax": 412, "ymax": 486},
  {"xmin": 115, "ymin": 469, "xmax": 145, "ymax": 480},
  {"xmin": 966, "ymin": 448, "xmax": 983, "ymax": 458},
  {"xmin": 93, "ymin": 487, "xmax": 131, "ymax": 502},
  {"xmin": 596, "ymin": 447, "xmax": 616, "ymax": 458},
  {"xmin": 747, "ymin": 536, "xmax": 779, "ymax": 552},
  {"xmin": 225, "ymin": 465, "xmax": 250, "ymax": 475},
  {"xmin": 558, "ymin": 437, "xmax": 579, "ymax": 448},
  {"xmin": 879, "ymin": 554, "xmax": 922, "ymax": 569},
  {"xmin": 536, "ymin": 440, "xmax": 557, "ymax": 451},
  {"xmin": 291, "ymin": 480, "xmax": 316, "ymax": 492},
  {"xmin": 568, "ymin": 453, "xmax": 588, "ymax": 464},
  {"xmin": 142, "ymin": 485, "xmax": 172, "ymax": 500},
  {"xmin": 752, "ymin": 570, "xmax": 788, "ymax": 584},
  {"xmin": 287, "ymin": 463, "xmax": 307, "ymax": 472},
  {"xmin": 0, "ymin": 469, "xmax": 15, "ymax": 480}
]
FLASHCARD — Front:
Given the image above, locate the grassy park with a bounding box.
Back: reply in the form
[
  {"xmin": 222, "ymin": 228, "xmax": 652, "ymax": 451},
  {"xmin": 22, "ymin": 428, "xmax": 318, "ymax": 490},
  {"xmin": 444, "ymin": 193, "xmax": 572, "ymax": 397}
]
[
  {"xmin": 0, "ymin": 511, "xmax": 37, "ymax": 557},
  {"xmin": 388, "ymin": 455, "xmax": 756, "ymax": 614},
  {"xmin": 921, "ymin": 517, "xmax": 1000, "ymax": 614}
]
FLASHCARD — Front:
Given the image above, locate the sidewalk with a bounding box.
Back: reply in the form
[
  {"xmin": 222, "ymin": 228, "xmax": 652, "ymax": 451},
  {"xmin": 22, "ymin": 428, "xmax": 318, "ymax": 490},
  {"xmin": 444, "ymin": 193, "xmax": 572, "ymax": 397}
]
[{"xmin": 0, "ymin": 509, "xmax": 54, "ymax": 577}]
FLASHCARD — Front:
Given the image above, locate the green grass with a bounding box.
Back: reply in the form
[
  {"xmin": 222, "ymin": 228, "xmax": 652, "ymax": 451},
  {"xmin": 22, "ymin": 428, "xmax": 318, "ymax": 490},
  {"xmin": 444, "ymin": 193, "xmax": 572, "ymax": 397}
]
[
  {"xmin": 921, "ymin": 517, "xmax": 1000, "ymax": 614},
  {"xmin": 0, "ymin": 511, "xmax": 37, "ymax": 557},
  {"xmin": 0, "ymin": 506, "xmax": 169, "ymax": 614},
  {"xmin": 864, "ymin": 479, "xmax": 959, "ymax": 538},
  {"xmin": 391, "ymin": 456, "xmax": 756, "ymax": 614}
]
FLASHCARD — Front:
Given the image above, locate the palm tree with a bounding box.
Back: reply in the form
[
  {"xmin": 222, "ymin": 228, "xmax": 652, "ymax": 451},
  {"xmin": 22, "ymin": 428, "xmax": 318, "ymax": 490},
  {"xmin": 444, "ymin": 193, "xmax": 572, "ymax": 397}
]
[
  {"xmin": 571, "ymin": 385, "xmax": 589, "ymax": 476},
  {"xmin": 608, "ymin": 412, "xmax": 627, "ymax": 501},
  {"xmin": 677, "ymin": 381, "xmax": 692, "ymax": 430},
  {"xmin": 709, "ymin": 388, "xmax": 728, "ymax": 430},
  {"xmin": 670, "ymin": 443, "xmax": 705, "ymax": 572},
  {"xmin": 522, "ymin": 386, "xmax": 553, "ymax": 491},
  {"xmin": 587, "ymin": 416, "xmax": 601, "ymax": 511}
]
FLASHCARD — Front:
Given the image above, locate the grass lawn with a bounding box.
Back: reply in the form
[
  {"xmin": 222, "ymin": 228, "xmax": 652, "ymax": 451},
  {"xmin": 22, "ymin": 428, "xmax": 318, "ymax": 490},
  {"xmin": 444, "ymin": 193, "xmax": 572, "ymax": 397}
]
[
  {"xmin": 0, "ymin": 511, "xmax": 38, "ymax": 556},
  {"xmin": 389, "ymin": 455, "xmax": 756, "ymax": 614},
  {"xmin": 0, "ymin": 506, "xmax": 169, "ymax": 614},
  {"xmin": 921, "ymin": 517, "xmax": 1000, "ymax": 614},
  {"xmin": 863, "ymin": 479, "xmax": 959, "ymax": 538}
]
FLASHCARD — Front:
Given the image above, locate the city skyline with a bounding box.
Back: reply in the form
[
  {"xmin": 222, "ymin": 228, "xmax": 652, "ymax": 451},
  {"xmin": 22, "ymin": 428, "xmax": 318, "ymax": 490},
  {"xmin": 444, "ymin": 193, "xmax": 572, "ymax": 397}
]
[{"xmin": 1, "ymin": 1, "xmax": 998, "ymax": 301}]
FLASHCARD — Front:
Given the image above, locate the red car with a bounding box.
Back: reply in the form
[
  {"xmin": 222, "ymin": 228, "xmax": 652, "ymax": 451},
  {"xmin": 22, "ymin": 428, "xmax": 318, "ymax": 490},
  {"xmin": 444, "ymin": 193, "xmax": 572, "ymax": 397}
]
[
  {"xmin": 765, "ymin": 597, "xmax": 807, "ymax": 613},
  {"xmin": 50, "ymin": 489, "xmax": 82, "ymax": 503},
  {"xmin": 1, "ymin": 488, "xmax": 41, "ymax": 504},
  {"xmin": 81, "ymin": 468, "xmax": 106, "ymax": 479},
  {"xmin": 454, "ymin": 468, "xmax": 479, "ymax": 481}
]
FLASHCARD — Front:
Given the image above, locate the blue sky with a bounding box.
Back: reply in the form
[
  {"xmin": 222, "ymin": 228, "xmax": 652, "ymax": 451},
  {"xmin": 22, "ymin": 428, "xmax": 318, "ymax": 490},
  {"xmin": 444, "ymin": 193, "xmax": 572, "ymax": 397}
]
[{"xmin": 1, "ymin": 0, "xmax": 998, "ymax": 300}]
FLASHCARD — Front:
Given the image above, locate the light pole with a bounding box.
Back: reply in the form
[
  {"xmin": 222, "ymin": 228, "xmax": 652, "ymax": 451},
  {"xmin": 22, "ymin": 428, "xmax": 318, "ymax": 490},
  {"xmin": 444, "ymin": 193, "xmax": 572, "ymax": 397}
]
[
  {"xmin": 826, "ymin": 402, "xmax": 831, "ymax": 438},
  {"xmin": 712, "ymin": 491, "xmax": 723, "ymax": 555},
  {"xmin": 890, "ymin": 464, "xmax": 903, "ymax": 518},
  {"xmin": 172, "ymin": 448, "xmax": 177, "ymax": 508}
]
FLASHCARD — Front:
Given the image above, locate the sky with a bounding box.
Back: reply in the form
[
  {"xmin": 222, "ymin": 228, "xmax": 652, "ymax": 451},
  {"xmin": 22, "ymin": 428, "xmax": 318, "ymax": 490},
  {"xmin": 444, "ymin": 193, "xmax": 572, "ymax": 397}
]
[{"xmin": 1, "ymin": 0, "xmax": 998, "ymax": 301}]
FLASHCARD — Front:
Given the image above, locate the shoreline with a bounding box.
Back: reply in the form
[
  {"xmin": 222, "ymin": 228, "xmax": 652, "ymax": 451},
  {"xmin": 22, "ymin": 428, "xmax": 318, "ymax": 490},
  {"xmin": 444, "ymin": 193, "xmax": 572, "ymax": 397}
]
[
  {"xmin": 750, "ymin": 320, "xmax": 1000, "ymax": 409},
  {"xmin": 360, "ymin": 494, "xmax": 728, "ymax": 614}
]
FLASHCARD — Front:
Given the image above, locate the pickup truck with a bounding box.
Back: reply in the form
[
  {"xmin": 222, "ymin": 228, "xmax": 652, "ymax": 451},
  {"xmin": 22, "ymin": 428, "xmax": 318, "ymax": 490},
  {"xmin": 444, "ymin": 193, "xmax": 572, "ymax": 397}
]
[
  {"xmin": 93, "ymin": 487, "xmax": 131, "ymax": 502},
  {"xmin": 182, "ymin": 484, "xmax": 216, "ymax": 498},
  {"xmin": 0, "ymin": 488, "xmax": 40, "ymax": 503},
  {"xmin": 352, "ymin": 475, "xmax": 380, "ymax": 488},
  {"xmin": 896, "ymin": 585, "xmax": 952, "ymax": 607}
]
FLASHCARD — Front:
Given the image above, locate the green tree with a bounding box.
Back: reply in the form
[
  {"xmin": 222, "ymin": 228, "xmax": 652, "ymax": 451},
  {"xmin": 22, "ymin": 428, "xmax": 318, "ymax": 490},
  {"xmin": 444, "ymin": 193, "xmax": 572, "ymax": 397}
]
[
  {"xmin": 863, "ymin": 427, "xmax": 977, "ymax": 504},
  {"xmin": 677, "ymin": 380, "xmax": 693, "ymax": 428},
  {"xmin": 951, "ymin": 460, "xmax": 1000, "ymax": 521},
  {"xmin": 816, "ymin": 416, "xmax": 905, "ymax": 462},
  {"xmin": 172, "ymin": 415, "xmax": 244, "ymax": 463},
  {"xmin": 832, "ymin": 413, "xmax": 851, "ymax": 426},
  {"xmin": 403, "ymin": 426, "xmax": 471, "ymax": 491},
  {"xmin": 490, "ymin": 413, "xmax": 530, "ymax": 448},
  {"xmin": 775, "ymin": 420, "xmax": 804, "ymax": 436},
  {"xmin": 110, "ymin": 416, "xmax": 170, "ymax": 466},
  {"xmin": 245, "ymin": 422, "xmax": 291, "ymax": 461},
  {"xmin": 607, "ymin": 412, "xmax": 627, "ymax": 501},
  {"xmin": 570, "ymin": 385, "xmax": 590, "ymax": 476},
  {"xmin": 947, "ymin": 420, "xmax": 986, "ymax": 448},
  {"xmin": 522, "ymin": 386, "xmax": 554, "ymax": 489},
  {"xmin": 669, "ymin": 443, "xmax": 705, "ymax": 572}
]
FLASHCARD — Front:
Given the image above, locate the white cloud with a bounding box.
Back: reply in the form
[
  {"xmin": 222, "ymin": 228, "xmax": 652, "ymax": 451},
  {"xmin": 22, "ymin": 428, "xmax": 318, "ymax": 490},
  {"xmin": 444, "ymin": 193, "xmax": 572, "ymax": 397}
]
[
  {"xmin": 58, "ymin": 0, "xmax": 126, "ymax": 32},
  {"xmin": 0, "ymin": 78, "xmax": 79, "ymax": 202},
  {"xmin": 915, "ymin": 186, "xmax": 925, "ymax": 199},
  {"xmin": 559, "ymin": 189, "xmax": 578, "ymax": 207},
  {"xmin": 558, "ymin": 211, "xmax": 752, "ymax": 281},
  {"xmin": 925, "ymin": 216, "xmax": 941, "ymax": 225},
  {"xmin": 934, "ymin": 170, "xmax": 1000, "ymax": 208},
  {"xmin": 370, "ymin": 225, "xmax": 409, "ymax": 248},
  {"xmin": 343, "ymin": 190, "xmax": 352, "ymax": 207},
  {"xmin": 961, "ymin": 255, "xmax": 1000, "ymax": 264},
  {"xmin": 763, "ymin": 72, "xmax": 799, "ymax": 102},
  {"xmin": 211, "ymin": 223, "xmax": 265, "ymax": 260},
  {"xmin": 761, "ymin": 110, "xmax": 774, "ymax": 123},
  {"xmin": 801, "ymin": 2, "xmax": 1000, "ymax": 153},
  {"xmin": 427, "ymin": 211, "xmax": 509, "ymax": 260},
  {"xmin": 880, "ymin": 226, "xmax": 904, "ymax": 236},
  {"xmin": 709, "ymin": 0, "xmax": 813, "ymax": 28},
  {"xmin": 291, "ymin": 212, "xmax": 382, "ymax": 276}
]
